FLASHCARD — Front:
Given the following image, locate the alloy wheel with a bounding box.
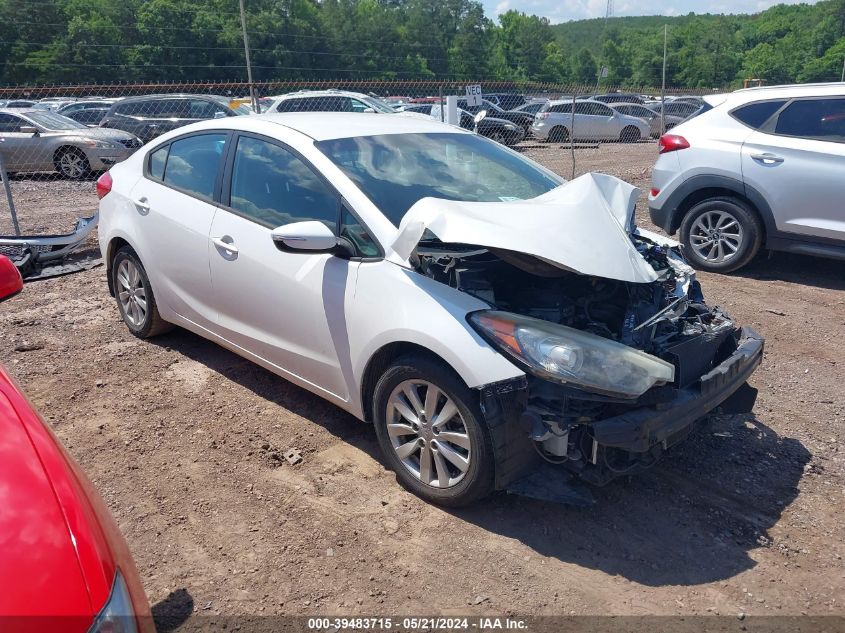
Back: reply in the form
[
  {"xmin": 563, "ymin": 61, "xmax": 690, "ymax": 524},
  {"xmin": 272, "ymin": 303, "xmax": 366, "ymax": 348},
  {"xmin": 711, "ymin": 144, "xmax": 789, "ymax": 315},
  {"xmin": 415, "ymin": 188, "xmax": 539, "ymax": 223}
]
[
  {"xmin": 59, "ymin": 151, "xmax": 86, "ymax": 178},
  {"xmin": 386, "ymin": 380, "xmax": 471, "ymax": 489},
  {"xmin": 689, "ymin": 210, "xmax": 744, "ymax": 264},
  {"xmin": 116, "ymin": 258, "xmax": 148, "ymax": 327}
]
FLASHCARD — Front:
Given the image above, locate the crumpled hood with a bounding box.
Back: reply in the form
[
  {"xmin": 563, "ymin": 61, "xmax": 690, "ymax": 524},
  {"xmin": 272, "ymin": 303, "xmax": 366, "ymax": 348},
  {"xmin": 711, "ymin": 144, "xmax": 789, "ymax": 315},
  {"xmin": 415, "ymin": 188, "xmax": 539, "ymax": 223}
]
[{"xmin": 392, "ymin": 172, "xmax": 659, "ymax": 284}]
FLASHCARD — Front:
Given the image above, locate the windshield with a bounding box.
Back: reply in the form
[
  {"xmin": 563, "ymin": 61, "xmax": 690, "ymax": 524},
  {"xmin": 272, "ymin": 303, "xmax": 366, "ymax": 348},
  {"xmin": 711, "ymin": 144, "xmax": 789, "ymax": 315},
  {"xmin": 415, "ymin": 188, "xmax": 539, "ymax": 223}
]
[
  {"xmin": 24, "ymin": 111, "xmax": 87, "ymax": 130},
  {"xmin": 362, "ymin": 97, "xmax": 397, "ymax": 114},
  {"xmin": 316, "ymin": 132, "xmax": 562, "ymax": 227}
]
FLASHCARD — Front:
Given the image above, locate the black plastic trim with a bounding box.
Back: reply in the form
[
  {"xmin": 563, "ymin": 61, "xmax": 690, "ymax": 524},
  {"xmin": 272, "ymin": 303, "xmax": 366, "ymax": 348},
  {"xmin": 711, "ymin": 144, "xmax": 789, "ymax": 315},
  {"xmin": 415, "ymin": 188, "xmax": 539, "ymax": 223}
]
[{"xmin": 589, "ymin": 328, "xmax": 764, "ymax": 453}]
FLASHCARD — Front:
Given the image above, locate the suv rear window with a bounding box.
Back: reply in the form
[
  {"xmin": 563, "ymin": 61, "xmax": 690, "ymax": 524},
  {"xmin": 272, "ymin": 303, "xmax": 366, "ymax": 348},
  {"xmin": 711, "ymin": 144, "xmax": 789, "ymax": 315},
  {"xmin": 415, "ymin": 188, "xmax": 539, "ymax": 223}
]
[{"xmin": 732, "ymin": 100, "xmax": 787, "ymax": 129}]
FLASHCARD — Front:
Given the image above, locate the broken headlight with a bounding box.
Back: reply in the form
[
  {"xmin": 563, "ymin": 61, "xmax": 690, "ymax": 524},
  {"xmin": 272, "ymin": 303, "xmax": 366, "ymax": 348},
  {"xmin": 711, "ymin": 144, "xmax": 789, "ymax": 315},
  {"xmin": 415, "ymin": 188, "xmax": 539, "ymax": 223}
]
[{"xmin": 468, "ymin": 310, "xmax": 675, "ymax": 399}]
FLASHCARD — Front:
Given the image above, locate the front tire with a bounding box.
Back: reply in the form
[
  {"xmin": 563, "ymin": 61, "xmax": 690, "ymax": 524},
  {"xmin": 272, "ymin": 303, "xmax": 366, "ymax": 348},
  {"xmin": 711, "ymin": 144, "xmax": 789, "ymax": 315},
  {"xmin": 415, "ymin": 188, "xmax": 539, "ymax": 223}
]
[
  {"xmin": 679, "ymin": 197, "xmax": 764, "ymax": 273},
  {"xmin": 55, "ymin": 147, "xmax": 90, "ymax": 180},
  {"xmin": 373, "ymin": 354, "xmax": 495, "ymax": 507},
  {"xmin": 112, "ymin": 246, "xmax": 173, "ymax": 338},
  {"xmin": 620, "ymin": 126, "xmax": 641, "ymax": 143}
]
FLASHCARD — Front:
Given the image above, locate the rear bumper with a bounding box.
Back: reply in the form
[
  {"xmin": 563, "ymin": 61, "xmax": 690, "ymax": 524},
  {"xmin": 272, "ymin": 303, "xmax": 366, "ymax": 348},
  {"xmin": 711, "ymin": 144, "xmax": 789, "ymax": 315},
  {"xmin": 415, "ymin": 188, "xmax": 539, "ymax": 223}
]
[{"xmin": 590, "ymin": 327, "xmax": 764, "ymax": 452}]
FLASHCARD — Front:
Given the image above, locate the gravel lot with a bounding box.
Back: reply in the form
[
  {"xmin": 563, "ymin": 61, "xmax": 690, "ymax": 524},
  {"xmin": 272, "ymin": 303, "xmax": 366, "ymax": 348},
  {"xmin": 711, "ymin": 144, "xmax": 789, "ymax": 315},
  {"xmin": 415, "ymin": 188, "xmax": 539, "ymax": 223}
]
[{"xmin": 1, "ymin": 142, "xmax": 843, "ymax": 628}]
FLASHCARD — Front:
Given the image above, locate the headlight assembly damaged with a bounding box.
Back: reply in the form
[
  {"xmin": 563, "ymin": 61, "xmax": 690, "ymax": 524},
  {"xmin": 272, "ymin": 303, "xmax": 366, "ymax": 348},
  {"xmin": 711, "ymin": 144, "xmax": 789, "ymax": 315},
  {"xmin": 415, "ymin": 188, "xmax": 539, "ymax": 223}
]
[{"xmin": 415, "ymin": 224, "xmax": 763, "ymax": 490}]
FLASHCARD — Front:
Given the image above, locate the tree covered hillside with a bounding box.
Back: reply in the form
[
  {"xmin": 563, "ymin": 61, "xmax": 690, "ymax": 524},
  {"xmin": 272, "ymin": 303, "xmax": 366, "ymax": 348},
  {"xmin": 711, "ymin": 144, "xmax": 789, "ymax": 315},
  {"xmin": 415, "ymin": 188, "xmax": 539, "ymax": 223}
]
[
  {"xmin": 552, "ymin": 1, "xmax": 845, "ymax": 87},
  {"xmin": 0, "ymin": 0, "xmax": 843, "ymax": 87}
]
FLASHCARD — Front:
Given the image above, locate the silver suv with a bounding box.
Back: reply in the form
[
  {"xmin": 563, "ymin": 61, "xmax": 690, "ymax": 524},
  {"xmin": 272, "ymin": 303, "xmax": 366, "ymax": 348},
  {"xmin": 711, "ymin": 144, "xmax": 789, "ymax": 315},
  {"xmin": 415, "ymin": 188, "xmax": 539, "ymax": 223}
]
[
  {"xmin": 532, "ymin": 99, "xmax": 649, "ymax": 143},
  {"xmin": 649, "ymin": 83, "xmax": 845, "ymax": 272}
]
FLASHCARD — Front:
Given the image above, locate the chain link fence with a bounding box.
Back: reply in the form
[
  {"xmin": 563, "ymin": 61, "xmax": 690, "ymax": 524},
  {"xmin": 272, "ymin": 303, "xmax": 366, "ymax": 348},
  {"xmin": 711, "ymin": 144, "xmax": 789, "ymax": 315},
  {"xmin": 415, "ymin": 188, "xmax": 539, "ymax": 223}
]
[{"xmin": 0, "ymin": 79, "xmax": 717, "ymax": 239}]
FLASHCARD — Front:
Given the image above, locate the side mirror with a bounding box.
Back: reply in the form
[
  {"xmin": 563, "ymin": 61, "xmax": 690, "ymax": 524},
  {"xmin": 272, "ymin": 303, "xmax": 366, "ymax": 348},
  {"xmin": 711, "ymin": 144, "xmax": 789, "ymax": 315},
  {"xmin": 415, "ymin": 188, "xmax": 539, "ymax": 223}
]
[
  {"xmin": 271, "ymin": 221, "xmax": 340, "ymax": 253},
  {"xmin": 213, "ymin": 111, "xmax": 227, "ymax": 119},
  {"xmin": 19, "ymin": 126, "xmax": 38, "ymax": 135},
  {"xmin": 0, "ymin": 255, "xmax": 23, "ymax": 302},
  {"xmin": 363, "ymin": 107, "xmax": 375, "ymax": 113}
]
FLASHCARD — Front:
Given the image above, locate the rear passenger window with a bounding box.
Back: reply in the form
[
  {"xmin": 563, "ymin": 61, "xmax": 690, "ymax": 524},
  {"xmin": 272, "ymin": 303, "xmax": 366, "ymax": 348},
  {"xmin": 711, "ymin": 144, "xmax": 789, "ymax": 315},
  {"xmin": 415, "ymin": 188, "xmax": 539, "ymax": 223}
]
[
  {"xmin": 732, "ymin": 100, "xmax": 787, "ymax": 129},
  {"xmin": 162, "ymin": 133, "xmax": 227, "ymax": 200},
  {"xmin": 228, "ymin": 136, "xmax": 338, "ymax": 229},
  {"xmin": 774, "ymin": 98, "xmax": 845, "ymax": 142},
  {"xmin": 148, "ymin": 146, "xmax": 168, "ymax": 180},
  {"xmin": 549, "ymin": 103, "xmax": 571, "ymax": 114}
]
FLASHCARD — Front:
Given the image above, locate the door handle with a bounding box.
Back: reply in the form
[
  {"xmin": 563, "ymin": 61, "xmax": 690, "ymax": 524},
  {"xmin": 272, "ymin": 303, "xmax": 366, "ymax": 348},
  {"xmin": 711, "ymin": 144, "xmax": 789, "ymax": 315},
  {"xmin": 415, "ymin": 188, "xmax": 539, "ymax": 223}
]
[
  {"xmin": 751, "ymin": 153, "xmax": 784, "ymax": 164},
  {"xmin": 211, "ymin": 236, "xmax": 239, "ymax": 254},
  {"xmin": 132, "ymin": 197, "xmax": 150, "ymax": 214}
]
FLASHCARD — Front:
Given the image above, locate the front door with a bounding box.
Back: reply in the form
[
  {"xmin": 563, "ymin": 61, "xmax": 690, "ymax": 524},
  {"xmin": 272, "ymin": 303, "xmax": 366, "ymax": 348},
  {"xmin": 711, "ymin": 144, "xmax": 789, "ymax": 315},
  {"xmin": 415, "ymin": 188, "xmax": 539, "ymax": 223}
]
[{"xmin": 208, "ymin": 133, "xmax": 359, "ymax": 401}]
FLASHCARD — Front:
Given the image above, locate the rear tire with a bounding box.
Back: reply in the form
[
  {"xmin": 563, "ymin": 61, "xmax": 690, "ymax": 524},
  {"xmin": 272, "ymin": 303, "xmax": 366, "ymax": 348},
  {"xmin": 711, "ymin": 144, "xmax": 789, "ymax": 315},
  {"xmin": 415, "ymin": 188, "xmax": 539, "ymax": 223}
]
[
  {"xmin": 679, "ymin": 197, "xmax": 764, "ymax": 273},
  {"xmin": 620, "ymin": 126, "xmax": 641, "ymax": 143},
  {"xmin": 548, "ymin": 126, "xmax": 569, "ymax": 143},
  {"xmin": 111, "ymin": 246, "xmax": 174, "ymax": 338},
  {"xmin": 373, "ymin": 354, "xmax": 495, "ymax": 507}
]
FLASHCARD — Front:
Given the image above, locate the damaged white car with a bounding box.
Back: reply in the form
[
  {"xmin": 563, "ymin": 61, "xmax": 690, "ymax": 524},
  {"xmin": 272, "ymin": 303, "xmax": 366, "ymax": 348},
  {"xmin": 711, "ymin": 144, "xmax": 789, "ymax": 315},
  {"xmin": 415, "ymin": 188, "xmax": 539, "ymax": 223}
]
[{"xmin": 98, "ymin": 114, "xmax": 764, "ymax": 506}]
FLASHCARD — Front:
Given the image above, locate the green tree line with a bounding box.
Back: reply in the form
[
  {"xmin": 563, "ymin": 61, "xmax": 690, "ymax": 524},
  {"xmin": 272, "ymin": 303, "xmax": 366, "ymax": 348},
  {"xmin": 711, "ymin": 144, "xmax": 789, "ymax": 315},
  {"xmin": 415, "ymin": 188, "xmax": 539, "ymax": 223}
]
[{"xmin": 0, "ymin": 0, "xmax": 843, "ymax": 86}]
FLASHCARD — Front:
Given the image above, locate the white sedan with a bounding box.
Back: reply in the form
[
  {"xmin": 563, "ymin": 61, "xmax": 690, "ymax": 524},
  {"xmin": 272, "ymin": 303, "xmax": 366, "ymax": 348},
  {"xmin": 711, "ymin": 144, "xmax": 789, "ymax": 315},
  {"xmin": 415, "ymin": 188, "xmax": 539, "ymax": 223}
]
[{"xmin": 97, "ymin": 113, "xmax": 763, "ymax": 506}]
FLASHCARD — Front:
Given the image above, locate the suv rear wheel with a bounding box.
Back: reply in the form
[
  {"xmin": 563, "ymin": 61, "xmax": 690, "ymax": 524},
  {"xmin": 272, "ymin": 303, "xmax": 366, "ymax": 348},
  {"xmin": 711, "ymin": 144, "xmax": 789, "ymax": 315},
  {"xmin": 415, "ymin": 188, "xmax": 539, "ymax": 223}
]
[
  {"xmin": 548, "ymin": 126, "xmax": 569, "ymax": 143},
  {"xmin": 680, "ymin": 197, "xmax": 764, "ymax": 273}
]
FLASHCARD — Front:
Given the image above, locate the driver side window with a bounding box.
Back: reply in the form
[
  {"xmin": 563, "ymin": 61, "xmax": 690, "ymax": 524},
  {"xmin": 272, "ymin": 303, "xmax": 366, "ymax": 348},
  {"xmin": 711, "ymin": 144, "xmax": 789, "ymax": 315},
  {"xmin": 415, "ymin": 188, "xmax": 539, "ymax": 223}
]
[{"xmin": 227, "ymin": 135, "xmax": 339, "ymax": 230}]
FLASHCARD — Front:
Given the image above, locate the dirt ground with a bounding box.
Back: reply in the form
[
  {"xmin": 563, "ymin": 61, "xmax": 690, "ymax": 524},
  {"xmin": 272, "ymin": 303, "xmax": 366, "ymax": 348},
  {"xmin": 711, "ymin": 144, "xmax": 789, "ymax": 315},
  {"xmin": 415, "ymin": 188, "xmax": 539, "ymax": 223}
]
[{"xmin": 1, "ymin": 142, "xmax": 843, "ymax": 629}]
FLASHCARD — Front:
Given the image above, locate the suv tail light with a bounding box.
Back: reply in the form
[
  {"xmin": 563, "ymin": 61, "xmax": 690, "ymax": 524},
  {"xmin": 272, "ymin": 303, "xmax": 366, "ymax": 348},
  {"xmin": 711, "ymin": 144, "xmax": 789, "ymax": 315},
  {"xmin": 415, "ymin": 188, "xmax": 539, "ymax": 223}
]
[
  {"xmin": 96, "ymin": 171, "xmax": 113, "ymax": 199},
  {"xmin": 535, "ymin": 112, "xmax": 549, "ymax": 121},
  {"xmin": 659, "ymin": 134, "xmax": 690, "ymax": 154}
]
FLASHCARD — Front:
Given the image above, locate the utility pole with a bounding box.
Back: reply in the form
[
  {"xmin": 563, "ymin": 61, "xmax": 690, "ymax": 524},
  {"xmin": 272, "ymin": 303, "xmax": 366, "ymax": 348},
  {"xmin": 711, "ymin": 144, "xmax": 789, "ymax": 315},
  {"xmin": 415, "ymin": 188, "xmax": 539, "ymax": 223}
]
[
  {"xmin": 661, "ymin": 24, "xmax": 667, "ymax": 136},
  {"xmin": 841, "ymin": 55, "xmax": 844, "ymax": 82},
  {"xmin": 239, "ymin": 0, "xmax": 260, "ymax": 113},
  {"xmin": 595, "ymin": 0, "xmax": 614, "ymax": 94}
]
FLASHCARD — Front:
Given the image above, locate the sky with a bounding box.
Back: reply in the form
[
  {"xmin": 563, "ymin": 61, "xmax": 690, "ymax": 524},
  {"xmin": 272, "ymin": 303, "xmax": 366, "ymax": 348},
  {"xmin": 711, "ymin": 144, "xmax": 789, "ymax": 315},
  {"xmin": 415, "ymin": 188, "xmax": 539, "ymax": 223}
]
[{"xmin": 487, "ymin": 0, "xmax": 822, "ymax": 24}]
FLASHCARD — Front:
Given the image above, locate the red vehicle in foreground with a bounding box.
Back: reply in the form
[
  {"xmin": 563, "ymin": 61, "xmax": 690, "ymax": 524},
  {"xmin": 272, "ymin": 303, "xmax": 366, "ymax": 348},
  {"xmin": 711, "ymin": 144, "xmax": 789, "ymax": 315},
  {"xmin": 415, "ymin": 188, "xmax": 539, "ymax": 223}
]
[{"xmin": 0, "ymin": 255, "xmax": 153, "ymax": 633}]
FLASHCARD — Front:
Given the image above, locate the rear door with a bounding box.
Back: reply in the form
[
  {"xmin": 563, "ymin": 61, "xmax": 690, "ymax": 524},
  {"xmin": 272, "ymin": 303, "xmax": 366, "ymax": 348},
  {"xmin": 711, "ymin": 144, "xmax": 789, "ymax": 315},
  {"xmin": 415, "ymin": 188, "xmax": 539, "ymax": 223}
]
[
  {"xmin": 741, "ymin": 96, "xmax": 845, "ymax": 242},
  {"xmin": 128, "ymin": 131, "xmax": 229, "ymax": 327}
]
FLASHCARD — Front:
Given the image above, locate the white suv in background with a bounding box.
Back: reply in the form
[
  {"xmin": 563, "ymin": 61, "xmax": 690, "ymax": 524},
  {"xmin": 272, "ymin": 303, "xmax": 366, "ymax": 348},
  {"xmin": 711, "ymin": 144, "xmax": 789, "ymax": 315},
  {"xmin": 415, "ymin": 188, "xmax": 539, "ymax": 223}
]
[
  {"xmin": 649, "ymin": 83, "xmax": 845, "ymax": 272},
  {"xmin": 532, "ymin": 99, "xmax": 650, "ymax": 143}
]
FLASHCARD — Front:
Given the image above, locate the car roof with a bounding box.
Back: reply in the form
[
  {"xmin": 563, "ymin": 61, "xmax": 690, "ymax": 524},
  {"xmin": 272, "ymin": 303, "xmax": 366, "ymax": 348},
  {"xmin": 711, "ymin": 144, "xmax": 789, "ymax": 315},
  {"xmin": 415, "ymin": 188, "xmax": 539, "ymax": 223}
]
[
  {"xmin": 719, "ymin": 82, "xmax": 845, "ymax": 108},
  {"xmin": 270, "ymin": 90, "xmax": 374, "ymax": 101},
  {"xmin": 185, "ymin": 112, "xmax": 473, "ymax": 141},
  {"xmin": 115, "ymin": 93, "xmax": 224, "ymax": 103}
]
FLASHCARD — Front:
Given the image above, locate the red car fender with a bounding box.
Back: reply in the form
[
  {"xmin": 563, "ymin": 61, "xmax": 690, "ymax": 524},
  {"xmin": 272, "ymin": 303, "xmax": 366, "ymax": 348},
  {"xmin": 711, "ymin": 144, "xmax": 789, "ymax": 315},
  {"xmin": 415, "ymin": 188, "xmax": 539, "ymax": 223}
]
[{"xmin": 0, "ymin": 366, "xmax": 153, "ymax": 632}]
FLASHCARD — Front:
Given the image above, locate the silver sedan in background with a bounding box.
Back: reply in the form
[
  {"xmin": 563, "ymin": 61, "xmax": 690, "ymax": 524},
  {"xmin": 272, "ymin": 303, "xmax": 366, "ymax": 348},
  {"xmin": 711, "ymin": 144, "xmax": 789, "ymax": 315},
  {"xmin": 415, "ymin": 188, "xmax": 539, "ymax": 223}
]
[
  {"xmin": 610, "ymin": 102, "xmax": 685, "ymax": 138},
  {"xmin": 0, "ymin": 109, "xmax": 141, "ymax": 179}
]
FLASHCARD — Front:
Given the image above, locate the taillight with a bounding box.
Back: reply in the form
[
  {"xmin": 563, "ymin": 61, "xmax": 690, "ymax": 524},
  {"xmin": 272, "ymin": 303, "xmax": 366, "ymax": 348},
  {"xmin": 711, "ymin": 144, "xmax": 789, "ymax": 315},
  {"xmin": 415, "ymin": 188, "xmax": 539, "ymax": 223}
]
[
  {"xmin": 659, "ymin": 134, "xmax": 690, "ymax": 154},
  {"xmin": 96, "ymin": 171, "xmax": 113, "ymax": 199}
]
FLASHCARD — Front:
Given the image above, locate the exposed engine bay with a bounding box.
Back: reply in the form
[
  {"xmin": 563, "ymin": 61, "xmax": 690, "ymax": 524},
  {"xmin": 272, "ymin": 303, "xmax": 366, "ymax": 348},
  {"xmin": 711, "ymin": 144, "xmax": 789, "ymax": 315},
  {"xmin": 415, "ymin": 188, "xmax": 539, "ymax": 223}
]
[{"xmin": 414, "ymin": 231, "xmax": 746, "ymax": 485}]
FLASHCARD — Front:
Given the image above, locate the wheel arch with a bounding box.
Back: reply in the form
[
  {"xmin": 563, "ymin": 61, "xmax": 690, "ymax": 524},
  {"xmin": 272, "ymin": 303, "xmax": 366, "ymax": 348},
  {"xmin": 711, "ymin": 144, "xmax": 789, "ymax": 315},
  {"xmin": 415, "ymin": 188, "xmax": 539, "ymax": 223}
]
[
  {"xmin": 105, "ymin": 236, "xmax": 132, "ymax": 296},
  {"xmin": 360, "ymin": 342, "xmax": 462, "ymax": 423},
  {"xmin": 52, "ymin": 144, "xmax": 87, "ymax": 165},
  {"xmin": 664, "ymin": 175, "xmax": 776, "ymax": 243}
]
